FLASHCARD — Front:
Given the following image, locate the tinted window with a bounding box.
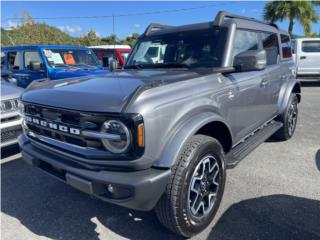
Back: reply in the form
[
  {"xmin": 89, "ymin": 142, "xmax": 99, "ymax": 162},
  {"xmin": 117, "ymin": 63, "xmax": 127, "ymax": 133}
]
[
  {"xmin": 233, "ymin": 30, "xmax": 259, "ymax": 57},
  {"xmin": 302, "ymin": 41, "xmax": 320, "ymax": 53},
  {"xmin": 262, "ymin": 32, "xmax": 280, "ymax": 65},
  {"xmin": 24, "ymin": 51, "xmax": 43, "ymax": 70},
  {"xmin": 281, "ymin": 34, "xmax": 292, "ymax": 58},
  {"xmin": 126, "ymin": 27, "xmax": 227, "ymax": 68},
  {"xmin": 7, "ymin": 51, "xmax": 21, "ymax": 70}
]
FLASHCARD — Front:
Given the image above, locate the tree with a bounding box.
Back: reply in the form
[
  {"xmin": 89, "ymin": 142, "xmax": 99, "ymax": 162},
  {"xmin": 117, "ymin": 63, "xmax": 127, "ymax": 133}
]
[
  {"xmin": 79, "ymin": 29, "xmax": 101, "ymax": 46},
  {"xmin": 121, "ymin": 33, "xmax": 140, "ymax": 47},
  {"xmin": 101, "ymin": 34, "xmax": 120, "ymax": 45},
  {"xmin": 263, "ymin": 0, "xmax": 319, "ymax": 36}
]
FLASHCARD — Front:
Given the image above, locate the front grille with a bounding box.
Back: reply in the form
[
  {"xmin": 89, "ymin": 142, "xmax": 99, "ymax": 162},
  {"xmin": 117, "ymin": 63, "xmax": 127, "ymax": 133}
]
[
  {"xmin": 24, "ymin": 104, "xmax": 106, "ymax": 150},
  {"xmin": 1, "ymin": 125, "xmax": 22, "ymax": 144}
]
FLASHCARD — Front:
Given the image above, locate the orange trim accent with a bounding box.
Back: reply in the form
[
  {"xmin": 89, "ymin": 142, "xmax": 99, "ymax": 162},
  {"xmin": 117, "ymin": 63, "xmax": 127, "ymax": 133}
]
[{"xmin": 137, "ymin": 123, "xmax": 144, "ymax": 147}]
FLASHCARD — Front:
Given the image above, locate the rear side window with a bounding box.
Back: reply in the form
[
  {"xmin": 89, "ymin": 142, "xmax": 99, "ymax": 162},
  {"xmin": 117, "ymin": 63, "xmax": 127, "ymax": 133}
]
[
  {"xmin": 261, "ymin": 32, "xmax": 280, "ymax": 65},
  {"xmin": 281, "ymin": 34, "xmax": 292, "ymax": 59},
  {"xmin": 302, "ymin": 41, "xmax": 320, "ymax": 52},
  {"xmin": 24, "ymin": 51, "xmax": 43, "ymax": 70},
  {"xmin": 233, "ymin": 30, "xmax": 259, "ymax": 57},
  {"xmin": 7, "ymin": 51, "xmax": 21, "ymax": 70}
]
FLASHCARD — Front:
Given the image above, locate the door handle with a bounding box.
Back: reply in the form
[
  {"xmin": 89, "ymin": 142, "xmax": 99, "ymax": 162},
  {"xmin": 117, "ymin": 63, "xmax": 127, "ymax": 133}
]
[
  {"xmin": 228, "ymin": 90, "xmax": 235, "ymax": 100},
  {"xmin": 300, "ymin": 56, "xmax": 306, "ymax": 60},
  {"xmin": 260, "ymin": 78, "xmax": 268, "ymax": 87}
]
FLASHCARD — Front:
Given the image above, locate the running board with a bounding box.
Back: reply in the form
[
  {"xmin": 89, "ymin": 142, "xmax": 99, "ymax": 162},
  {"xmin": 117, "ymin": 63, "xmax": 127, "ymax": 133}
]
[{"xmin": 226, "ymin": 121, "xmax": 283, "ymax": 169}]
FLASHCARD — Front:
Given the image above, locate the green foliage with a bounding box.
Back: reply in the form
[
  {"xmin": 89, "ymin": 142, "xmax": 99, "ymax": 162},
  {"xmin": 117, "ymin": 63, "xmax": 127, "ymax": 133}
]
[
  {"xmin": 1, "ymin": 16, "xmax": 140, "ymax": 47},
  {"xmin": 1, "ymin": 22, "xmax": 81, "ymax": 46},
  {"xmin": 263, "ymin": 0, "xmax": 319, "ymax": 36}
]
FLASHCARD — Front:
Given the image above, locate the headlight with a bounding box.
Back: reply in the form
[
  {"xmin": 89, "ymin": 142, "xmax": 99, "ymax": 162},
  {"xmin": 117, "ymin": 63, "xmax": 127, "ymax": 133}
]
[
  {"xmin": 18, "ymin": 100, "xmax": 25, "ymax": 116},
  {"xmin": 101, "ymin": 120, "xmax": 131, "ymax": 154},
  {"xmin": 0, "ymin": 98, "xmax": 19, "ymax": 114}
]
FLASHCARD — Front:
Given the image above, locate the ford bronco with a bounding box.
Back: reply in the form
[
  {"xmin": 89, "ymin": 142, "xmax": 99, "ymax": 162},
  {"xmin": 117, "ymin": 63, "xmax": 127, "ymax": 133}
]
[{"xmin": 18, "ymin": 11, "xmax": 301, "ymax": 237}]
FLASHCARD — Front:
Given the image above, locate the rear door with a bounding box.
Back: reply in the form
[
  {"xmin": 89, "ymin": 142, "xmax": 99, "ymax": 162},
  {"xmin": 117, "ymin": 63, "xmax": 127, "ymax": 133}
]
[{"xmin": 297, "ymin": 39, "xmax": 320, "ymax": 75}]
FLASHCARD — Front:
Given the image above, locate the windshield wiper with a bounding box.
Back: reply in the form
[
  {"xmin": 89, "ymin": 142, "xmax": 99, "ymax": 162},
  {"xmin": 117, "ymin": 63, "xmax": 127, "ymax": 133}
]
[{"xmin": 153, "ymin": 63, "xmax": 190, "ymax": 69}]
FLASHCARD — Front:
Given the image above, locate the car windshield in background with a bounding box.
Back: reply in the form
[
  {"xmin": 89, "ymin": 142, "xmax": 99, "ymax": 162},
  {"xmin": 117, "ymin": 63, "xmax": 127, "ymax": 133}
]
[
  {"xmin": 43, "ymin": 49, "xmax": 100, "ymax": 67},
  {"xmin": 125, "ymin": 27, "xmax": 227, "ymax": 69},
  {"xmin": 302, "ymin": 41, "xmax": 320, "ymax": 53}
]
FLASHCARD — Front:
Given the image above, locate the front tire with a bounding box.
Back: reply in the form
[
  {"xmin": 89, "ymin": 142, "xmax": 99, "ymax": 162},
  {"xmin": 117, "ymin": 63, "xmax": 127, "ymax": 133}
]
[
  {"xmin": 155, "ymin": 135, "xmax": 226, "ymax": 237},
  {"xmin": 273, "ymin": 94, "xmax": 298, "ymax": 141}
]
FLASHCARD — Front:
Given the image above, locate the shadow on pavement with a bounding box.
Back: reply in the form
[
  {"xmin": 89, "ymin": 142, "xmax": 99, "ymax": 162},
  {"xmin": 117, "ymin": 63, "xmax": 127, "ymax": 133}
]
[
  {"xmin": 207, "ymin": 195, "xmax": 320, "ymax": 240},
  {"xmin": 2, "ymin": 159, "xmax": 320, "ymax": 240},
  {"xmin": 316, "ymin": 149, "xmax": 320, "ymax": 172},
  {"xmin": 1, "ymin": 159, "xmax": 179, "ymax": 240}
]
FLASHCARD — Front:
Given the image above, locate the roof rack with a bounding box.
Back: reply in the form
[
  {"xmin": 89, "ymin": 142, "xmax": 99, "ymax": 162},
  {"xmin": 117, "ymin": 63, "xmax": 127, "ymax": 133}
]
[
  {"xmin": 214, "ymin": 11, "xmax": 278, "ymax": 29},
  {"xmin": 143, "ymin": 23, "xmax": 173, "ymax": 36}
]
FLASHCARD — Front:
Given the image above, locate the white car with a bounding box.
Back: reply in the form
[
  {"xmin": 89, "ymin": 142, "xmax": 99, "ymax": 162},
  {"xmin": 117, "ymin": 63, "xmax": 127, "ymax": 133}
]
[{"xmin": 292, "ymin": 38, "xmax": 320, "ymax": 79}]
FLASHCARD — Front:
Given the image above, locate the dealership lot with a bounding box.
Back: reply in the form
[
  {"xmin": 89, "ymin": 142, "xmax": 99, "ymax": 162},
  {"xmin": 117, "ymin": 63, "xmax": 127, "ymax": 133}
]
[{"xmin": 1, "ymin": 82, "xmax": 320, "ymax": 240}]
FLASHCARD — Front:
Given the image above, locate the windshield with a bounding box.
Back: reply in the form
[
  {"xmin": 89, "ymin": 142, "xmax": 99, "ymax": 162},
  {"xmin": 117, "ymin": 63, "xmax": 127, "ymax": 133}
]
[
  {"xmin": 125, "ymin": 27, "xmax": 227, "ymax": 69},
  {"xmin": 43, "ymin": 49, "xmax": 100, "ymax": 67},
  {"xmin": 120, "ymin": 52, "xmax": 130, "ymax": 61}
]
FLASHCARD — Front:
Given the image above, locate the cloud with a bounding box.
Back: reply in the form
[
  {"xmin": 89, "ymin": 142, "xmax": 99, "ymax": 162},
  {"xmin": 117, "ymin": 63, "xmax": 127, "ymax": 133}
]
[
  {"xmin": 5, "ymin": 20, "xmax": 19, "ymax": 30},
  {"xmin": 95, "ymin": 32, "xmax": 101, "ymax": 37},
  {"xmin": 132, "ymin": 23, "xmax": 141, "ymax": 29},
  {"xmin": 57, "ymin": 25, "xmax": 82, "ymax": 35}
]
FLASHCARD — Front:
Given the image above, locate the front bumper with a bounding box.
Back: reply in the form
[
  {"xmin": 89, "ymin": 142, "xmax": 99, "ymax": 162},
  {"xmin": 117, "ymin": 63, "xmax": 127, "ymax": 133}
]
[
  {"xmin": 19, "ymin": 134, "xmax": 170, "ymax": 211},
  {"xmin": 1, "ymin": 116, "xmax": 23, "ymax": 148}
]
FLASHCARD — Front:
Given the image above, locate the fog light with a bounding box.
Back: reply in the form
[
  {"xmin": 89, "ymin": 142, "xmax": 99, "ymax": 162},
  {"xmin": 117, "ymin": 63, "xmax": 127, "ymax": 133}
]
[{"xmin": 107, "ymin": 184, "xmax": 114, "ymax": 193}]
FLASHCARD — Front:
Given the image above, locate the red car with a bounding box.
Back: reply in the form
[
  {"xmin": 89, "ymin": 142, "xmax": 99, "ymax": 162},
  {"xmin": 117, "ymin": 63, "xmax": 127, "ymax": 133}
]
[{"xmin": 90, "ymin": 45, "xmax": 131, "ymax": 69}]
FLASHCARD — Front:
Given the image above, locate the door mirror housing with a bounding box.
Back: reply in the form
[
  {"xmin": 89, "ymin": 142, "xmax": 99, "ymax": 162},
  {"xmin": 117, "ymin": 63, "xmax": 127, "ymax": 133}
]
[
  {"xmin": 234, "ymin": 49, "xmax": 267, "ymax": 72},
  {"xmin": 30, "ymin": 61, "xmax": 43, "ymax": 72}
]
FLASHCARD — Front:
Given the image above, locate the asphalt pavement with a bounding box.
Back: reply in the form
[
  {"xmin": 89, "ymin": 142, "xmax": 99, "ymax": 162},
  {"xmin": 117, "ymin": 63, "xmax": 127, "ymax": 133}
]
[{"xmin": 1, "ymin": 81, "xmax": 320, "ymax": 240}]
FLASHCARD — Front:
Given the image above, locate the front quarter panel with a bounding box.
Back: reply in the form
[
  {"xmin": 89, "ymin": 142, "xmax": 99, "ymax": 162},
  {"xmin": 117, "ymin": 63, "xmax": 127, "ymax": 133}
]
[{"xmin": 127, "ymin": 74, "xmax": 233, "ymax": 168}]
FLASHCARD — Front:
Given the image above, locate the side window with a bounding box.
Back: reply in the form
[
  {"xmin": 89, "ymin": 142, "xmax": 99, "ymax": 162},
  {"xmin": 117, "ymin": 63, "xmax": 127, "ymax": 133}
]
[
  {"xmin": 281, "ymin": 34, "xmax": 292, "ymax": 59},
  {"xmin": 24, "ymin": 51, "xmax": 43, "ymax": 70},
  {"xmin": 302, "ymin": 41, "xmax": 320, "ymax": 53},
  {"xmin": 233, "ymin": 30, "xmax": 259, "ymax": 58},
  {"xmin": 7, "ymin": 51, "xmax": 21, "ymax": 70},
  {"xmin": 1, "ymin": 51, "xmax": 5, "ymax": 69},
  {"xmin": 261, "ymin": 32, "xmax": 280, "ymax": 65}
]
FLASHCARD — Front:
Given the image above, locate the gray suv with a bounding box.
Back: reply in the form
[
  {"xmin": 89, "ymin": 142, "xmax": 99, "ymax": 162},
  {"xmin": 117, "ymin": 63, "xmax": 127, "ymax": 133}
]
[{"xmin": 19, "ymin": 11, "xmax": 301, "ymax": 237}]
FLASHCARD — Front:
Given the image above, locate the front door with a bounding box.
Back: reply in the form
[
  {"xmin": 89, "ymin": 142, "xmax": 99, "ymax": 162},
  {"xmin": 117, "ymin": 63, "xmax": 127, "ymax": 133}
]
[
  {"xmin": 226, "ymin": 29, "xmax": 272, "ymax": 143},
  {"xmin": 22, "ymin": 50, "xmax": 47, "ymax": 87}
]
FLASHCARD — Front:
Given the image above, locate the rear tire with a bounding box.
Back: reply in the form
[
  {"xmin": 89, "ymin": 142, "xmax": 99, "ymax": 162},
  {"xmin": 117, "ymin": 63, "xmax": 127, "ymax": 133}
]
[
  {"xmin": 273, "ymin": 93, "xmax": 298, "ymax": 141},
  {"xmin": 155, "ymin": 135, "xmax": 226, "ymax": 237}
]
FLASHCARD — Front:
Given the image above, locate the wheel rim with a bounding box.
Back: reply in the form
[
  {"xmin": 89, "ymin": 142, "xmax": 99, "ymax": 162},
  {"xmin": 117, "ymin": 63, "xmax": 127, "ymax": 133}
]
[
  {"xmin": 188, "ymin": 154, "xmax": 220, "ymax": 219},
  {"xmin": 288, "ymin": 101, "xmax": 297, "ymax": 136}
]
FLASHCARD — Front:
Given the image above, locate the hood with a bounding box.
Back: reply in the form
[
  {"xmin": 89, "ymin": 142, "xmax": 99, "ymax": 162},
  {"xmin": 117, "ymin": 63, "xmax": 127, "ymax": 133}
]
[
  {"xmin": 22, "ymin": 69, "xmax": 203, "ymax": 113},
  {"xmin": 1, "ymin": 81, "xmax": 24, "ymax": 101},
  {"xmin": 51, "ymin": 67, "xmax": 110, "ymax": 80}
]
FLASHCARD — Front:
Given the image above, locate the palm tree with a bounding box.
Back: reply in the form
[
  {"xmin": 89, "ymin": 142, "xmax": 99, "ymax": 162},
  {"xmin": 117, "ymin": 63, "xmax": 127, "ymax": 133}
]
[{"xmin": 263, "ymin": 0, "xmax": 319, "ymax": 36}]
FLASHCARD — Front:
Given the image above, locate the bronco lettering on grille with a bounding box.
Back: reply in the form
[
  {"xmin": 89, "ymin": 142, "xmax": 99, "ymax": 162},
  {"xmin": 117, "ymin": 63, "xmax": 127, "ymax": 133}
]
[{"xmin": 25, "ymin": 115, "xmax": 81, "ymax": 135}]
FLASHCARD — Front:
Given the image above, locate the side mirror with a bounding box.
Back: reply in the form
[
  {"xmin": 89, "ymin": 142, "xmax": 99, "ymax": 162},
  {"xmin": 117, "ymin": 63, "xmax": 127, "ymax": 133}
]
[
  {"xmin": 109, "ymin": 59, "xmax": 118, "ymax": 71},
  {"xmin": 30, "ymin": 61, "xmax": 43, "ymax": 72},
  {"xmin": 234, "ymin": 49, "xmax": 267, "ymax": 72}
]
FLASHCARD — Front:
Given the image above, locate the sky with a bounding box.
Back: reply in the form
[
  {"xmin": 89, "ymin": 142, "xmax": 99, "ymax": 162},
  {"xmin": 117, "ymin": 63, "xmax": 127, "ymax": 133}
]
[{"xmin": 1, "ymin": 1, "xmax": 320, "ymax": 39}]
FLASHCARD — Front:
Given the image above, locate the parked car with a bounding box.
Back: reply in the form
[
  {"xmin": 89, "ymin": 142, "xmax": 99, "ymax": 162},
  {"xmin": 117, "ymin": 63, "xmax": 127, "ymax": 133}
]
[
  {"xmin": 18, "ymin": 11, "xmax": 301, "ymax": 237},
  {"xmin": 1, "ymin": 78, "xmax": 23, "ymax": 148},
  {"xmin": 1, "ymin": 45, "xmax": 110, "ymax": 88},
  {"xmin": 292, "ymin": 38, "xmax": 320, "ymax": 79},
  {"xmin": 89, "ymin": 45, "xmax": 131, "ymax": 69}
]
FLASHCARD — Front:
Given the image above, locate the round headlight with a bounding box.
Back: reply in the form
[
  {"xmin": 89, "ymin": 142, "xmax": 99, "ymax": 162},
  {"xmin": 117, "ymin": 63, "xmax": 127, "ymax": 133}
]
[{"xmin": 101, "ymin": 120, "xmax": 131, "ymax": 154}]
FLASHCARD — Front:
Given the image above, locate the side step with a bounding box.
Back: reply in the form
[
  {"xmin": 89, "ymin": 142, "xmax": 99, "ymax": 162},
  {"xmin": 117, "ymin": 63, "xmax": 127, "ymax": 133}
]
[{"xmin": 226, "ymin": 120, "xmax": 283, "ymax": 169}]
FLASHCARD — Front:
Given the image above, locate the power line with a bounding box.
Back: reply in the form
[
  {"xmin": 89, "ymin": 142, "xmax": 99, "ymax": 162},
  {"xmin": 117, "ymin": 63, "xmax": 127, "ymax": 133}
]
[{"xmin": 4, "ymin": 2, "xmax": 242, "ymax": 21}]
